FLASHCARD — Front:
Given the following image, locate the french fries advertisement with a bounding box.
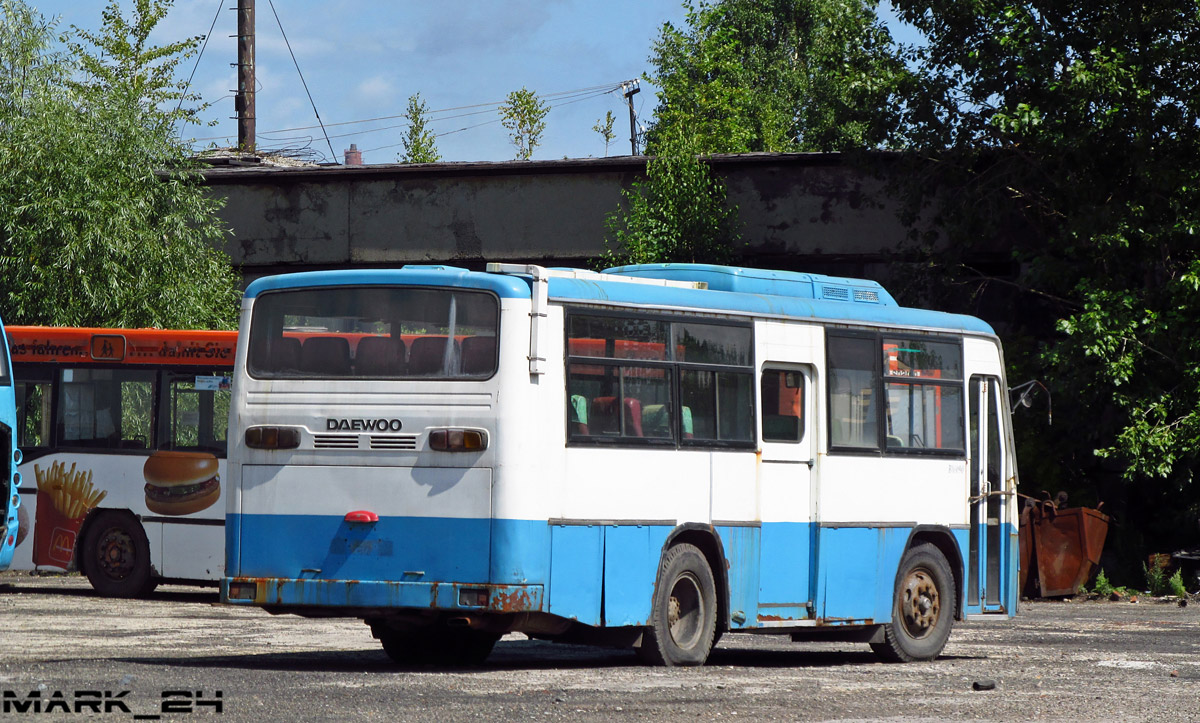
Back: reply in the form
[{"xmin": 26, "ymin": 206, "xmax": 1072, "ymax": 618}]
[
  {"xmin": 35, "ymin": 461, "xmax": 107, "ymax": 519},
  {"xmin": 32, "ymin": 461, "xmax": 107, "ymax": 568}
]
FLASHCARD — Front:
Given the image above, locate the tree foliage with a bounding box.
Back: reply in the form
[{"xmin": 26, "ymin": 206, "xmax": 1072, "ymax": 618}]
[
  {"xmin": 0, "ymin": 0, "xmax": 239, "ymax": 329},
  {"xmin": 399, "ymin": 92, "xmax": 440, "ymax": 164},
  {"xmin": 602, "ymin": 126, "xmax": 741, "ymax": 268},
  {"xmin": 499, "ymin": 87, "xmax": 549, "ymax": 160},
  {"xmin": 892, "ymin": 2, "xmax": 1200, "ymax": 464},
  {"xmin": 646, "ymin": 0, "xmax": 906, "ymax": 153}
]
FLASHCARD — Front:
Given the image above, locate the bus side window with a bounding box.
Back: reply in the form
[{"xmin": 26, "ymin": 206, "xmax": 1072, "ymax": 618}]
[
  {"xmin": 164, "ymin": 373, "xmax": 230, "ymax": 454},
  {"xmin": 15, "ymin": 377, "xmax": 53, "ymax": 449},
  {"xmin": 761, "ymin": 368, "xmax": 804, "ymax": 443},
  {"xmin": 58, "ymin": 369, "xmax": 154, "ymax": 449},
  {"xmin": 827, "ymin": 335, "xmax": 879, "ymax": 450}
]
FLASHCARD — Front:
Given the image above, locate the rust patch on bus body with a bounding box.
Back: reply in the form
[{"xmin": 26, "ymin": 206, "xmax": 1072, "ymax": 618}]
[{"xmin": 491, "ymin": 586, "xmax": 538, "ymax": 613}]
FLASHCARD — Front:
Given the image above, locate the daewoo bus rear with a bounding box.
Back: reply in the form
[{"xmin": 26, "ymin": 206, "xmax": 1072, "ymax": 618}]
[{"xmin": 223, "ymin": 263, "xmax": 1019, "ymax": 667}]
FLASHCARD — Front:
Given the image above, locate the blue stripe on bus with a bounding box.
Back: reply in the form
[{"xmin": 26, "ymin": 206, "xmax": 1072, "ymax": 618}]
[
  {"xmin": 230, "ymin": 513, "xmax": 495, "ymax": 581},
  {"xmin": 227, "ymin": 514, "xmax": 1011, "ymax": 626}
]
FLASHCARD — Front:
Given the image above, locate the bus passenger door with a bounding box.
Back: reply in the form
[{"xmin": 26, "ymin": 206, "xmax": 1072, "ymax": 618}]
[
  {"xmin": 756, "ymin": 365, "xmax": 815, "ymax": 623},
  {"xmin": 967, "ymin": 376, "xmax": 1011, "ymax": 614}
]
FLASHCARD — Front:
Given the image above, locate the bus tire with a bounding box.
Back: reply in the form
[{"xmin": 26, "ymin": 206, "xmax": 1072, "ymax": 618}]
[
  {"xmin": 637, "ymin": 543, "xmax": 717, "ymax": 666},
  {"xmin": 871, "ymin": 542, "xmax": 955, "ymax": 663},
  {"xmin": 81, "ymin": 511, "xmax": 158, "ymax": 598}
]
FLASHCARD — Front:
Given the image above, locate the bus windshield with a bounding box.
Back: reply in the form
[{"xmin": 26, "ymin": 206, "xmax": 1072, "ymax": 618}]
[{"xmin": 247, "ymin": 286, "xmax": 499, "ymax": 380}]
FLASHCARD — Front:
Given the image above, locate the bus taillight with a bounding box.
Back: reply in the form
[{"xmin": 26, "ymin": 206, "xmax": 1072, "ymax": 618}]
[
  {"xmin": 227, "ymin": 582, "xmax": 257, "ymax": 601},
  {"xmin": 428, "ymin": 429, "xmax": 488, "ymax": 452},
  {"xmin": 244, "ymin": 426, "xmax": 301, "ymax": 450}
]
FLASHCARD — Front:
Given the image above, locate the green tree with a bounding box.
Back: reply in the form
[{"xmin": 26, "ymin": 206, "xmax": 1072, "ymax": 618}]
[
  {"xmin": 593, "ymin": 109, "xmax": 616, "ymax": 157},
  {"xmin": 499, "ymin": 87, "xmax": 549, "ymax": 160},
  {"xmin": 0, "ymin": 0, "xmax": 239, "ymax": 329},
  {"xmin": 646, "ymin": 0, "xmax": 907, "ymax": 154},
  {"xmin": 399, "ymin": 92, "xmax": 440, "ymax": 164},
  {"xmin": 602, "ymin": 126, "xmax": 741, "ymax": 267},
  {"xmin": 889, "ymin": 0, "xmax": 1200, "ymax": 568}
]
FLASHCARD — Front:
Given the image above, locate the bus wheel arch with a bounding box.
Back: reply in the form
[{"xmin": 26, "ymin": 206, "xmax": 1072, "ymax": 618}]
[
  {"xmin": 78, "ymin": 509, "xmax": 158, "ymax": 598},
  {"xmin": 660, "ymin": 525, "xmax": 730, "ymax": 636},
  {"xmin": 872, "ymin": 540, "xmax": 956, "ymax": 663},
  {"xmin": 638, "ymin": 527, "xmax": 726, "ymax": 667},
  {"xmin": 906, "ymin": 526, "xmax": 965, "ymax": 621}
]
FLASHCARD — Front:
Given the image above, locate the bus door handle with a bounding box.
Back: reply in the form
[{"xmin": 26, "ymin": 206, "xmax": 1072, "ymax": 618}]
[{"xmin": 344, "ymin": 510, "xmax": 379, "ymax": 523}]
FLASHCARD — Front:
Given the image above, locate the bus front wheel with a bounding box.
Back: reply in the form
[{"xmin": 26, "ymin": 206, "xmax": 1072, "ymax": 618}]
[
  {"xmin": 81, "ymin": 511, "xmax": 158, "ymax": 598},
  {"xmin": 638, "ymin": 543, "xmax": 717, "ymax": 666},
  {"xmin": 871, "ymin": 542, "xmax": 955, "ymax": 662}
]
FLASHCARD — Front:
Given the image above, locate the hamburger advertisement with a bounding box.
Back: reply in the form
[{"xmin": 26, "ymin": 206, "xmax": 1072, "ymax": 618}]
[{"xmin": 143, "ymin": 451, "xmax": 221, "ymax": 516}]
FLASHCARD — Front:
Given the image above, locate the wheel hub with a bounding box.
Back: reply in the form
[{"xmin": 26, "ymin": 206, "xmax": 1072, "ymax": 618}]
[
  {"xmin": 668, "ymin": 573, "xmax": 704, "ymax": 649},
  {"xmin": 97, "ymin": 528, "xmax": 134, "ymax": 580},
  {"xmin": 900, "ymin": 568, "xmax": 940, "ymax": 638}
]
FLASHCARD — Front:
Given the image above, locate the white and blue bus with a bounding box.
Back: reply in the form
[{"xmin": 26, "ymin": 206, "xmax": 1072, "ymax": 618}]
[
  {"xmin": 2, "ymin": 315, "xmax": 21, "ymax": 570},
  {"xmin": 222, "ymin": 263, "xmax": 1018, "ymax": 666}
]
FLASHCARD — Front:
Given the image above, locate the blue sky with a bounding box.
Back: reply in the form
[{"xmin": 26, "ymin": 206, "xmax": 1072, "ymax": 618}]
[
  {"xmin": 45, "ymin": 1, "xmax": 916, "ymax": 165},
  {"xmin": 45, "ymin": 0, "xmax": 692, "ymax": 164}
]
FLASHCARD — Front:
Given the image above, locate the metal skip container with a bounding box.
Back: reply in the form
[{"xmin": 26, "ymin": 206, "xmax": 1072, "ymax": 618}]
[{"xmin": 1019, "ymin": 499, "xmax": 1111, "ymax": 598}]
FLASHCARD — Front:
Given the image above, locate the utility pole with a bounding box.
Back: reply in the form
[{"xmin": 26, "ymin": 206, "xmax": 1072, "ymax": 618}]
[
  {"xmin": 623, "ymin": 80, "xmax": 640, "ymax": 155},
  {"xmin": 235, "ymin": 0, "xmax": 256, "ymax": 152}
]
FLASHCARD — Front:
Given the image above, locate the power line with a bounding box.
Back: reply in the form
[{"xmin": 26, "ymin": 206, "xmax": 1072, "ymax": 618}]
[
  {"xmin": 190, "ymin": 80, "xmax": 637, "ymax": 145},
  {"xmin": 265, "ymin": 0, "xmax": 337, "ymax": 162},
  {"xmin": 358, "ymin": 89, "xmax": 617, "ymax": 158},
  {"xmin": 174, "ymin": 0, "xmax": 224, "ymax": 118}
]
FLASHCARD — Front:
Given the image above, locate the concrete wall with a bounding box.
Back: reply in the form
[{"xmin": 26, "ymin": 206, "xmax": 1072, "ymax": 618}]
[{"xmin": 203, "ymin": 152, "xmax": 926, "ymax": 281}]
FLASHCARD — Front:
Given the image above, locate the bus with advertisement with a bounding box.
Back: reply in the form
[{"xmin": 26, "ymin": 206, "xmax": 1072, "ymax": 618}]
[
  {"xmin": 221, "ymin": 263, "xmax": 1019, "ymax": 666},
  {"xmin": 7, "ymin": 326, "xmax": 235, "ymax": 595},
  {"xmin": 1, "ymin": 314, "xmax": 19, "ymax": 571}
]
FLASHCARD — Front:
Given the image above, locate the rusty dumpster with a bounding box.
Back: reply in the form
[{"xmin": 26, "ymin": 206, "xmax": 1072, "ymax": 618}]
[{"xmin": 1019, "ymin": 501, "xmax": 1110, "ymax": 598}]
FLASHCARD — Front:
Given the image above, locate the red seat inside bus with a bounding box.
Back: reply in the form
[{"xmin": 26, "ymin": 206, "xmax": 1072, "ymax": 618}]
[
  {"xmin": 300, "ymin": 337, "xmax": 351, "ymax": 375},
  {"xmin": 591, "ymin": 396, "xmax": 643, "ymax": 437},
  {"xmin": 355, "ymin": 336, "xmax": 407, "ymax": 376},
  {"xmin": 407, "ymin": 336, "xmax": 460, "ymax": 376},
  {"xmin": 460, "ymin": 336, "xmax": 496, "ymax": 375}
]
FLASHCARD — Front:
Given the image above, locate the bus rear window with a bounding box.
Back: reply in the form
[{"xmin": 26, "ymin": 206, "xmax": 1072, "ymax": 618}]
[{"xmin": 248, "ymin": 287, "xmax": 499, "ymax": 380}]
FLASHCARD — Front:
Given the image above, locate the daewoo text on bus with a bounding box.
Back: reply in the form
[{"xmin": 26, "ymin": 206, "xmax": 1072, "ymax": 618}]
[{"xmin": 222, "ymin": 263, "xmax": 1019, "ymax": 666}]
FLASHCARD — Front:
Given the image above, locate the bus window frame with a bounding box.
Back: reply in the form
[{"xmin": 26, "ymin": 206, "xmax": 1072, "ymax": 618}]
[
  {"xmin": 565, "ymin": 308, "xmax": 756, "ymax": 450},
  {"xmin": 160, "ymin": 370, "xmax": 231, "ymax": 455},
  {"xmin": 825, "ymin": 329, "xmax": 966, "ymax": 458},
  {"xmin": 245, "ymin": 285, "xmax": 502, "ymax": 382}
]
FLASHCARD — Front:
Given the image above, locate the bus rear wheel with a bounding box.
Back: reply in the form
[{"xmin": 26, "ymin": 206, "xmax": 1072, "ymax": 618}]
[
  {"xmin": 81, "ymin": 511, "xmax": 158, "ymax": 598},
  {"xmin": 871, "ymin": 542, "xmax": 955, "ymax": 663},
  {"xmin": 637, "ymin": 543, "xmax": 717, "ymax": 666}
]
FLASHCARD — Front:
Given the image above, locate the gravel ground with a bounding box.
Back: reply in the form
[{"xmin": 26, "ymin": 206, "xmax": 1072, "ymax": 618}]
[{"xmin": 1, "ymin": 571, "xmax": 1197, "ymax": 721}]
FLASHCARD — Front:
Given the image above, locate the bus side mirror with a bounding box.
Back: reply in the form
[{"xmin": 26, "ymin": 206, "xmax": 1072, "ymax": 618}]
[{"xmin": 1009, "ymin": 379, "xmax": 1051, "ymax": 425}]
